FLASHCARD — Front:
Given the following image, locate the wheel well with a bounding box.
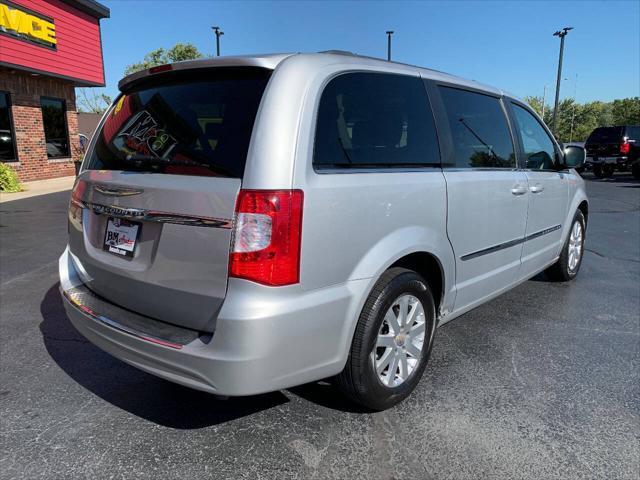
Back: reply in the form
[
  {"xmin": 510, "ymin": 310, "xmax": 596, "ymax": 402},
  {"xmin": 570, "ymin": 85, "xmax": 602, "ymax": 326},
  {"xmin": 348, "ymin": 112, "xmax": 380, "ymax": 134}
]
[
  {"xmin": 390, "ymin": 252, "xmax": 444, "ymax": 314},
  {"xmin": 578, "ymin": 200, "xmax": 589, "ymax": 225}
]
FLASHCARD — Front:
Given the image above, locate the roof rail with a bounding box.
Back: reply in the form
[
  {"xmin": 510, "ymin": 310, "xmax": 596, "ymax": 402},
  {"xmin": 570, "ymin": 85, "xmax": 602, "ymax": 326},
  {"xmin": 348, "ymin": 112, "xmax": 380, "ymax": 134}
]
[{"xmin": 318, "ymin": 50, "xmax": 356, "ymax": 56}]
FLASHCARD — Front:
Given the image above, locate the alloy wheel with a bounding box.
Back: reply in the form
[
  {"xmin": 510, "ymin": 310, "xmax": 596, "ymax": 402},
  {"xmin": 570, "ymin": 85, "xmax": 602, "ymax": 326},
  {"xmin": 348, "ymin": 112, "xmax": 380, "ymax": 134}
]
[
  {"xmin": 372, "ymin": 294, "xmax": 427, "ymax": 387},
  {"xmin": 568, "ymin": 220, "xmax": 583, "ymax": 273}
]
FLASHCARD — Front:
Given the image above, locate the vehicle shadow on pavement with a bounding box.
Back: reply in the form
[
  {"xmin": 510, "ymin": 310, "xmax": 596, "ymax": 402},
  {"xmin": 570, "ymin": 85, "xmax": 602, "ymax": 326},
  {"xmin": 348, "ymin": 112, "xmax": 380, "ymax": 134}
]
[
  {"xmin": 287, "ymin": 382, "xmax": 372, "ymax": 414},
  {"xmin": 524, "ymin": 271, "xmax": 550, "ymax": 283},
  {"xmin": 39, "ymin": 283, "xmax": 290, "ymax": 429},
  {"xmin": 582, "ymin": 173, "xmax": 639, "ymax": 185}
]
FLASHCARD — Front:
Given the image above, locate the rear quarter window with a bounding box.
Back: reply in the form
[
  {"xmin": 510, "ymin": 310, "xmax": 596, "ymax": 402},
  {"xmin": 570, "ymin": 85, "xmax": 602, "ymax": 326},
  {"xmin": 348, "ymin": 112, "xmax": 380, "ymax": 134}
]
[{"xmin": 313, "ymin": 72, "xmax": 440, "ymax": 170}]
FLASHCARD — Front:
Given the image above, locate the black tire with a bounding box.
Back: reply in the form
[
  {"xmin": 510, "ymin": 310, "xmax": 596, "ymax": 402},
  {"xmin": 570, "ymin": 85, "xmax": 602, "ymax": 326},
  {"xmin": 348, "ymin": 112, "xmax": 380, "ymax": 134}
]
[
  {"xmin": 336, "ymin": 267, "xmax": 436, "ymax": 411},
  {"xmin": 594, "ymin": 164, "xmax": 614, "ymax": 178},
  {"xmin": 632, "ymin": 163, "xmax": 640, "ymax": 180},
  {"xmin": 593, "ymin": 165, "xmax": 604, "ymax": 178},
  {"xmin": 545, "ymin": 210, "xmax": 586, "ymax": 282}
]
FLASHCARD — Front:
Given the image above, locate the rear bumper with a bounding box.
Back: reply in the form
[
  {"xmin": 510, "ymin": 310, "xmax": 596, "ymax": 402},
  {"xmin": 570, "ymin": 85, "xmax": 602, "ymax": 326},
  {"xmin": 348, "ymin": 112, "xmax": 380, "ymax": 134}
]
[
  {"xmin": 59, "ymin": 247, "xmax": 369, "ymax": 396},
  {"xmin": 586, "ymin": 155, "xmax": 628, "ymax": 165}
]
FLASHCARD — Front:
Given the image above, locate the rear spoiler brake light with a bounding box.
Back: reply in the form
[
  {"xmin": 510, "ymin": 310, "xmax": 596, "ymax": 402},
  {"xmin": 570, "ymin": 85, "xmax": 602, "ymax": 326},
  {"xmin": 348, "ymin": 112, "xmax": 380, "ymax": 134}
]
[{"xmin": 149, "ymin": 64, "xmax": 173, "ymax": 74}]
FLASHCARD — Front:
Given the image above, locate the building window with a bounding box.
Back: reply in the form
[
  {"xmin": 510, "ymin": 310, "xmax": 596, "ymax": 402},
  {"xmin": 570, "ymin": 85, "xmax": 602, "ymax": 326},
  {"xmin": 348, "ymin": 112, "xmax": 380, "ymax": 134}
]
[
  {"xmin": 0, "ymin": 92, "xmax": 17, "ymax": 162},
  {"xmin": 41, "ymin": 97, "xmax": 70, "ymax": 158}
]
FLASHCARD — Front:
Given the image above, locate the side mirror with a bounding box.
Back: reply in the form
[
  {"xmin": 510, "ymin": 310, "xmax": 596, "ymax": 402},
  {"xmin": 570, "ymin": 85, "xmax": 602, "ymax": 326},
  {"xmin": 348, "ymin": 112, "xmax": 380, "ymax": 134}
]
[{"xmin": 563, "ymin": 145, "xmax": 586, "ymax": 169}]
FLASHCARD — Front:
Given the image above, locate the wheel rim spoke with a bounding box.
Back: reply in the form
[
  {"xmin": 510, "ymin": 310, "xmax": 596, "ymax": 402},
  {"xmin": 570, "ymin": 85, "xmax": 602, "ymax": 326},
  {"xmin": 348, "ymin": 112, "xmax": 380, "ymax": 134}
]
[
  {"xmin": 405, "ymin": 341, "xmax": 422, "ymax": 358},
  {"xmin": 384, "ymin": 309, "xmax": 401, "ymax": 335},
  {"xmin": 409, "ymin": 321, "xmax": 426, "ymax": 339},
  {"xmin": 405, "ymin": 300, "xmax": 422, "ymax": 328},
  {"xmin": 386, "ymin": 352, "xmax": 400, "ymax": 386},
  {"xmin": 376, "ymin": 334, "xmax": 396, "ymax": 349},
  {"xmin": 398, "ymin": 296, "xmax": 410, "ymax": 327},
  {"xmin": 376, "ymin": 348, "xmax": 394, "ymax": 375},
  {"xmin": 399, "ymin": 352, "xmax": 409, "ymax": 380}
]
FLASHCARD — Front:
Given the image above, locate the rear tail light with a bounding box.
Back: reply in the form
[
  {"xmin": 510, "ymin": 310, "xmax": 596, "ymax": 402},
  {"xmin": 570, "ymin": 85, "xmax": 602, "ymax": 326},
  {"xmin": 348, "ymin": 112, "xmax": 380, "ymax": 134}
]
[
  {"xmin": 229, "ymin": 189, "xmax": 303, "ymax": 286},
  {"xmin": 620, "ymin": 139, "xmax": 630, "ymax": 155},
  {"xmin": 69, "ymin": 180, "xmax": 86, "ymax": 225}
]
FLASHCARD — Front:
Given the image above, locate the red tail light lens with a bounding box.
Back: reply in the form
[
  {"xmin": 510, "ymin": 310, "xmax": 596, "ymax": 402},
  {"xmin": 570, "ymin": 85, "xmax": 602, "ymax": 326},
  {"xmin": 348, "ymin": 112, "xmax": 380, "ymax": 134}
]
[
  {"xmin": 149, "ymin": 64, "xmax": 172, "ymax": 74},
  {"xmin": 620, "ymin": 140, "xmax": 630, "ymax": 155},
  {"xmin": 229, "ymin": 189, "xmax": 303, "ymax": 286}
]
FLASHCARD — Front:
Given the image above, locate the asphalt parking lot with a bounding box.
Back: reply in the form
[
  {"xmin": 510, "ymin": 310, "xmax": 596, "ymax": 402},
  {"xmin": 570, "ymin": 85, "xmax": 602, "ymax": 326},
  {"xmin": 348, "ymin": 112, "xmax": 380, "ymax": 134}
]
[{"xmin": 0, "ymin": 173, "xmax": 638, "ymax": 480}]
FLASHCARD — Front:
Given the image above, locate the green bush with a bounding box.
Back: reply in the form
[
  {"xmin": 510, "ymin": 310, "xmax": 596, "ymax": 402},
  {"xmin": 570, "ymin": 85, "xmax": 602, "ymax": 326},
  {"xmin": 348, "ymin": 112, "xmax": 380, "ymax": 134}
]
[{"xmin": 0, "ymin": 163, "xmax": 22, "ymax": 193}]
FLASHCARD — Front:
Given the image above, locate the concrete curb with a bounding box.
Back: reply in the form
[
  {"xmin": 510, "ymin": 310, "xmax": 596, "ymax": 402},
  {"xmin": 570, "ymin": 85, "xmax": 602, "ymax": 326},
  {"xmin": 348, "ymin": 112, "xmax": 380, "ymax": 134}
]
[{"xmin": 0, "ymin": 176, "xmax": 76, "ymax": 203}]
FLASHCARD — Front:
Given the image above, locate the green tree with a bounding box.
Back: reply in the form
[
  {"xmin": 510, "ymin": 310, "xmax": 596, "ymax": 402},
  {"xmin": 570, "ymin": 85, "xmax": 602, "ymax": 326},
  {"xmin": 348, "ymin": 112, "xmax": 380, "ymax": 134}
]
[
  {"xmin": 124, "ymin": 43, "xmax": 204, "ymax": 76},
  {"xmin": 524, "ymin": 95, "xmax": 544, "ymax": 116},
  {"xmin": 571, "ymin": 101, "xmax": 608, "ymax": 142},
  {"xmin": 553, "ymin": 98, "xmax": 579, "ymax": 142},
  {"xmin": 77, "ymin": 88, "xmax": 112, "ymax": 114},
  {"xmin": 611, "ymin": 97, "xmax": 640, "ymax": 125},
  {"xmin": 523, "ymin": 96, "xmax": 552, "ymax": 125},
  {"xmin": 522, "ymin": 96, "xmax": 639, "ymax": 143}
]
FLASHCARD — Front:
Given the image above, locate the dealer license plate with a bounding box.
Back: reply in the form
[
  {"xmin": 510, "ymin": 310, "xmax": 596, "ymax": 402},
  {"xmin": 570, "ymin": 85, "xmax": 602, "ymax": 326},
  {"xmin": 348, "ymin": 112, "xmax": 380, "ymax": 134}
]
[{"xmin": 103, "ymin": 217, "xmax": 140, "ymax": 257}]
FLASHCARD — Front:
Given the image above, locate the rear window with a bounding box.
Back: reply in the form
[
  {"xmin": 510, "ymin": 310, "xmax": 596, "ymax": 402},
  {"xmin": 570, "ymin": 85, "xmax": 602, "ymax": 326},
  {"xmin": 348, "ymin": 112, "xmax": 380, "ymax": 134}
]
[
  {"xmin": 86, "ymin": 68, "xmax": 271, "ymax": 178},
  {"xmin": 586, "ymin": 127, "xmax": 623, "ymax": 144}
]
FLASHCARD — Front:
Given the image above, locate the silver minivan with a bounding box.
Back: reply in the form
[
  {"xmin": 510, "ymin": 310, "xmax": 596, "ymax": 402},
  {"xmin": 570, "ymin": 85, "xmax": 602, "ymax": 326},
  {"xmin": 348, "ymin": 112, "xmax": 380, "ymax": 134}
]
[{"xmin": 60, "ymin": 52, "xmax": 588, "ymax": 410}]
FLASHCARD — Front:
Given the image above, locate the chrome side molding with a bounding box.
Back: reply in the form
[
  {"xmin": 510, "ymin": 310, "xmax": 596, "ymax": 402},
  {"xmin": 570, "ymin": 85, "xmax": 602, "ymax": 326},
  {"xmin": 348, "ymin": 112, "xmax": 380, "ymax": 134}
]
[{"xmin": 460, "ymin": 224, "xmax": 562, "ymax": 261}]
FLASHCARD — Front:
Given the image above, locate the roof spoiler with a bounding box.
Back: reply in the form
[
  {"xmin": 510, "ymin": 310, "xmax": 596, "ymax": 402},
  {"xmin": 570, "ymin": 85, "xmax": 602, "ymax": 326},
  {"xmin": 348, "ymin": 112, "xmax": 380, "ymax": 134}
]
[{"xmin": 118, "ymin": 54, "xmax": 294, "ymax": 91}]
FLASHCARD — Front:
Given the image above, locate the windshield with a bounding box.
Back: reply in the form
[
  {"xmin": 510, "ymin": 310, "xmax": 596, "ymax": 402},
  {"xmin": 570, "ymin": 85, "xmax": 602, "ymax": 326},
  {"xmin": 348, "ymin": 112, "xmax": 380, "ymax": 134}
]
[
  {"xmin": 586, "ymin": 127, "xmax": 623, "ymax": 144},
  {"xmin": 86, "ymin": 68, "xmax": 271, "ymax": 178}
]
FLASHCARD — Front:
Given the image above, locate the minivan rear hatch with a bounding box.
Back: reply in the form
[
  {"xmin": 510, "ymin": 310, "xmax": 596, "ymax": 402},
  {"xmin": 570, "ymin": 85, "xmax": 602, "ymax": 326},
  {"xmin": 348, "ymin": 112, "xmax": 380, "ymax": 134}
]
[{"xmin": 69, "ymin": 67, "xmax": 271, "ymax": 333}]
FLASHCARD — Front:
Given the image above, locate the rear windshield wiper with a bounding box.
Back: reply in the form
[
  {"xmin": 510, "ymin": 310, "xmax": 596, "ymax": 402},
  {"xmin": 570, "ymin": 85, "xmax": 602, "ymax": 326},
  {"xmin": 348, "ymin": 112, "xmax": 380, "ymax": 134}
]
[{"xmin": 123, "ymin": 154, "xmax": 235, "ymax": 177}]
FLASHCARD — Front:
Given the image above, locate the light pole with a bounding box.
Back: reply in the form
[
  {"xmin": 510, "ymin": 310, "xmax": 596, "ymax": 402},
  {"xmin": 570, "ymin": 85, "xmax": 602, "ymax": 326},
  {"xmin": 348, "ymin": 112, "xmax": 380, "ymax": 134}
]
[
  {"xmin": 212, "ymin": 26, "xmax": 224, "ymax": 56},
  {"xmin": 386, "ymin": 30, "xmax": 394, "ymax": 61},
  {"xmin": 551, "ymin": 26, "xmax": 573, "ymax": 136}
]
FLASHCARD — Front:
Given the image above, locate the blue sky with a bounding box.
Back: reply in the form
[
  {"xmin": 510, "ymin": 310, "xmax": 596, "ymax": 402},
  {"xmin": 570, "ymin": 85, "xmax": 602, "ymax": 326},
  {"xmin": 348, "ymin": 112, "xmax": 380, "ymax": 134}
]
[{"xmin": 96, "ymin": 0, "xmax": 639, "ymax": 103}]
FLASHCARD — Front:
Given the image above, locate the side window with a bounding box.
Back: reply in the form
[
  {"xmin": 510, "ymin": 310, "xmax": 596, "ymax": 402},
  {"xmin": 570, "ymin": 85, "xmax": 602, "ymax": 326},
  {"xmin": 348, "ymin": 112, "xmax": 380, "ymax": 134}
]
[
  {"xmin": 511, "ymin": 103, "xmax": 559, "ymax": 170},
  {"xmin": 41, "ymin": 97, "xmax": 70, "ymax": 158},
  {"xmin": 438, "ymin": 87, "xmax": 515, "ymax": 169},
  {"xmin": 313, "ymin": 72, "xmax": 440, "ymax": 169},
  {"xmin": 0, "ymin": 92, "xmax": 17, "ymax": 162},
  {"xmin": 626, "ymin": 126, "xmax": 640, "ymax": 141}
]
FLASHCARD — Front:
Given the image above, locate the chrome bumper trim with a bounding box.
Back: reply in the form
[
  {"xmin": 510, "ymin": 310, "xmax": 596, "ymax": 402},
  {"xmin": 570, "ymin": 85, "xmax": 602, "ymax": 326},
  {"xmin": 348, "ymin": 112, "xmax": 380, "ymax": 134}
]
[{"xmin": 62, "ymin": 287, "xmax": 186, "ymax": 350}]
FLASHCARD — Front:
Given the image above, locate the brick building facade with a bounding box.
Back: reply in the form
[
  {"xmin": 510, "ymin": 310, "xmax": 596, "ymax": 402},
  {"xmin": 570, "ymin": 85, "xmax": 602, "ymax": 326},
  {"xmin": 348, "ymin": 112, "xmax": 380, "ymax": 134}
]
[
  {"xmin": 2, "ymin": 70, "xmax": 81, "ymax": 181},
  {"xmin": 0, "ymin": 0, "xmax": 109, "ymax": 182}
]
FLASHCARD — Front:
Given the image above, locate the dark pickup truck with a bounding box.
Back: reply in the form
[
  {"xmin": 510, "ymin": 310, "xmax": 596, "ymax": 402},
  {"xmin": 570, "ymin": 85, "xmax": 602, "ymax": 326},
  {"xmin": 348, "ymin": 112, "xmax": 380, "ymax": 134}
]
[{"xmin": 585, "ymin": 125, "xmax": 640, "ymax": 179}]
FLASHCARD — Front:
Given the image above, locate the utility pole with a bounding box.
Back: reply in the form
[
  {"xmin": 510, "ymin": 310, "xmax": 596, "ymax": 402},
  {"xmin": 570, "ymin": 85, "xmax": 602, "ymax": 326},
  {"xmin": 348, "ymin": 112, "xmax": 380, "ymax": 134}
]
[
  {"xmin": 541, "ymin": 85, "xmax": 547, "ymax": 120},
  {"xmin": 212, "ymin": 26, "xmax": 224, "ymax": 56},
  {"xmin": 386, "ymin": 31, "xmax": 394, "ymax": 61},
  {"xmin": 551, "ymin": 27, "xmax": 573, "ymax": 135}
]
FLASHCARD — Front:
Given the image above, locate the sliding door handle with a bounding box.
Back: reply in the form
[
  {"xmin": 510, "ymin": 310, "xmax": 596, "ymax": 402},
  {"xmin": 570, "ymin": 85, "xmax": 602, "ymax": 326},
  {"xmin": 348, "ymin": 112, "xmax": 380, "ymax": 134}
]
[
  {"xmin": 530, "ymin": 184, "xmax": 545, "ymax": 194},
  {"xmin": 511, "ymin": 186, "xmax": 528, "ymax": 196}
]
